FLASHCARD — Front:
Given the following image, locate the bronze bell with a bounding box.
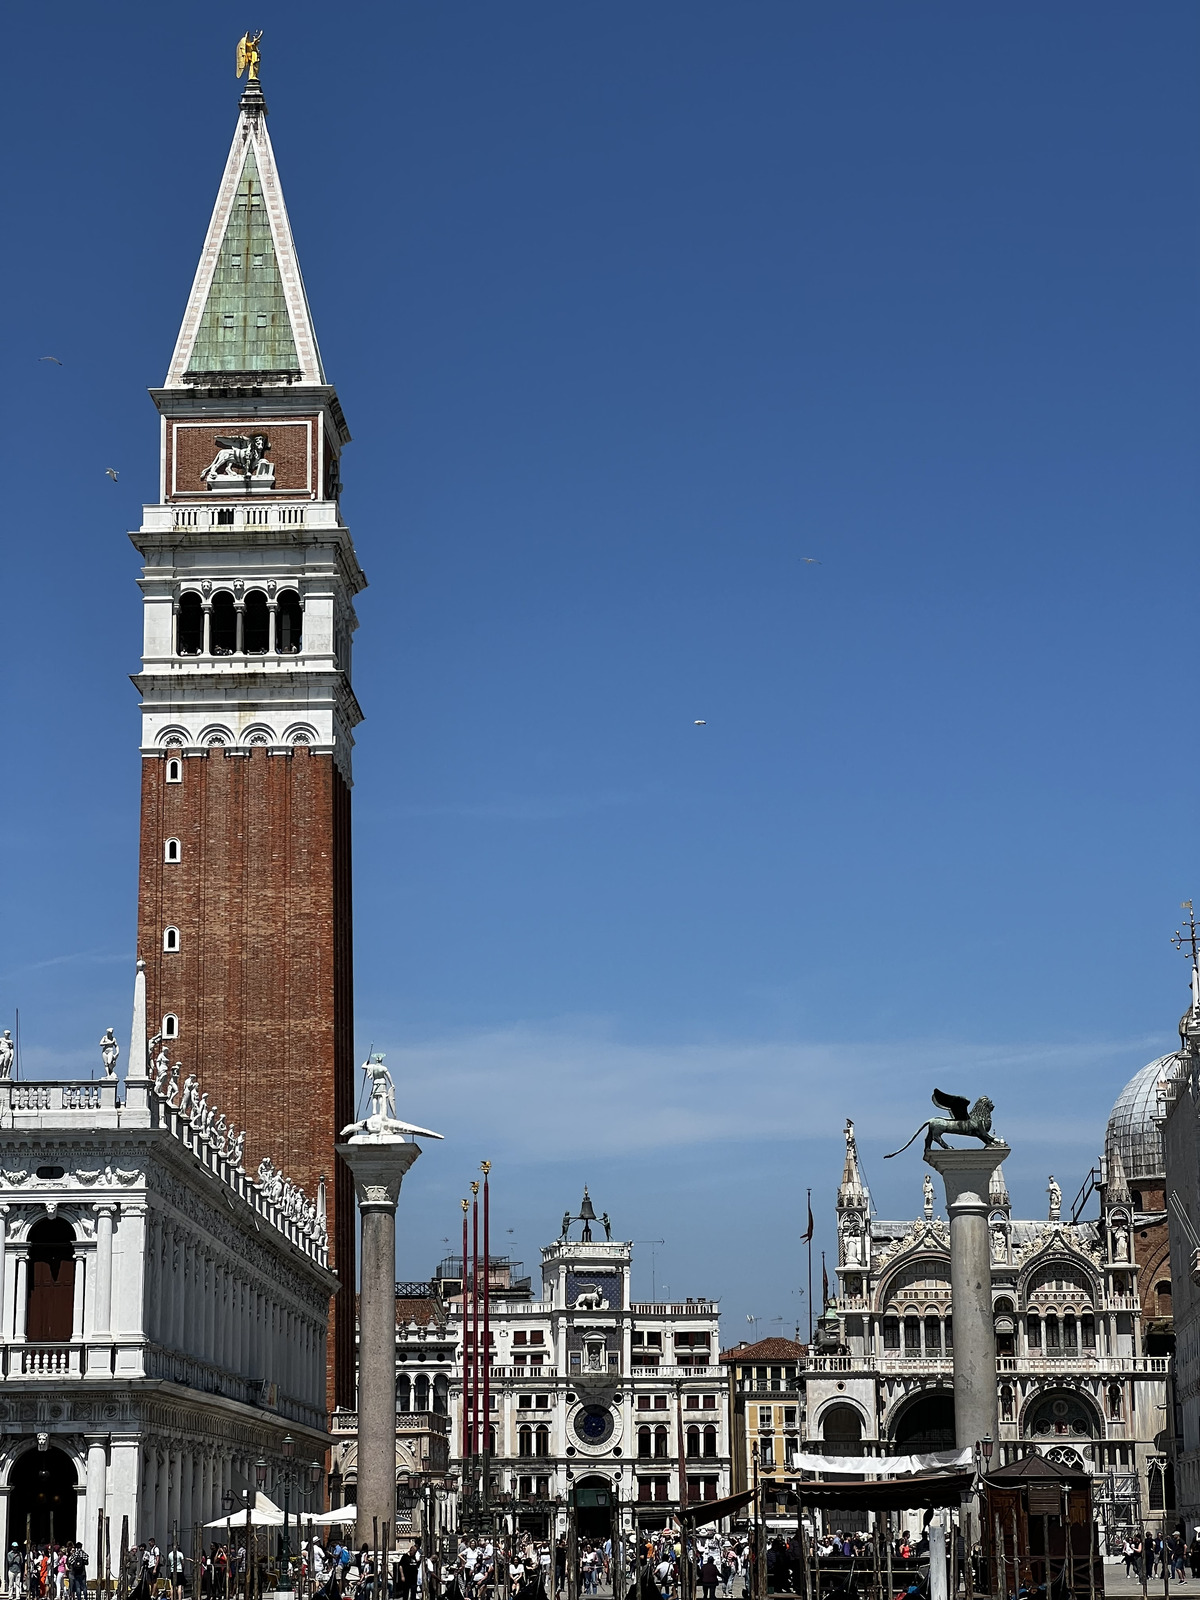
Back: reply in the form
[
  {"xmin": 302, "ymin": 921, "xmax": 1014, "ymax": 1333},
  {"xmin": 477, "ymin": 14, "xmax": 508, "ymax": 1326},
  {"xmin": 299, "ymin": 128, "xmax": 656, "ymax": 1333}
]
[{"xmin": 578, "ymin": 1187, "xmax": 597, "ymax": 1222}]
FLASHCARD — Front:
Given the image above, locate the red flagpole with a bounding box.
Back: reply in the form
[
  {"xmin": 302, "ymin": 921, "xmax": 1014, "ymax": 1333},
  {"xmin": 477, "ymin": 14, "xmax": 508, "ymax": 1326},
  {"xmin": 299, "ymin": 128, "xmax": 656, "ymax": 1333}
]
[
  {"xmin": 461, "ymin": 1199, "xmax": 470, "ymax": 1464},
  {"xmin": 482, "ymin": 1162, "xmax": 492, "ymax": 1474},
  {"xmin": 471, "ymin": 1181, "xmax": 481, "ymax": 1460}
]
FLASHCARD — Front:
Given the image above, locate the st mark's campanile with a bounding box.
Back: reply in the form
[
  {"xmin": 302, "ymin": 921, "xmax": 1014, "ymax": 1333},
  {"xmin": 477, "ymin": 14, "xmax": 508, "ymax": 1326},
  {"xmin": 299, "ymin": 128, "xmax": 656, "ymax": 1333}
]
[{"xmin": 132, "ymin": 64, "xmax": 361, "ymax": 1409}]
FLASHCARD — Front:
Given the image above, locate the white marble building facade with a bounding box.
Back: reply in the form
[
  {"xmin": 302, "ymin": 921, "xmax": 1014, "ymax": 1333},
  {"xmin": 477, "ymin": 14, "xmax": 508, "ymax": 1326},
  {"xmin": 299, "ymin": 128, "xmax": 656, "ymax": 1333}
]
[{"xmin": 0, "ymin": 978, "xmax": 334, "ymax": 1563}]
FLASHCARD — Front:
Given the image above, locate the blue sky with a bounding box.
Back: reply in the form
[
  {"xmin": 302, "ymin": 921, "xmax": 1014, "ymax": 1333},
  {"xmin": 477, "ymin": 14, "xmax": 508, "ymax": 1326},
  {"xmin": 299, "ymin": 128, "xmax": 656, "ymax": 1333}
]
[{"xmin": 2, "ymin": 2, "xmax": 1199, "ymax": 1337}]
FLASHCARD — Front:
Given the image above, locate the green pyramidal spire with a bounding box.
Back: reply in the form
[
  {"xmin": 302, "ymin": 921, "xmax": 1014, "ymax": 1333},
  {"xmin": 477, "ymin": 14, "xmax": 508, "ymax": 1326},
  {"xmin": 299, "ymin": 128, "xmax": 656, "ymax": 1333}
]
[
  {"xmin": 186, "ymin": 147, "xmax": 299, "ymax": 377},
  {"xmin": 166, "ymin": 82, "xmax": 325, "ymax": 388}
]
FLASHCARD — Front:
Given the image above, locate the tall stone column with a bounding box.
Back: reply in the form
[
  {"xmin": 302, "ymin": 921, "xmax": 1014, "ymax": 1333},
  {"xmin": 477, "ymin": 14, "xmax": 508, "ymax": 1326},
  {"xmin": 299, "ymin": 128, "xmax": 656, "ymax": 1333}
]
[
  {"xmin": 337, "ymin": 1077, "xmax": 442, "ymax": 1555},
  {"xmin": 84, "ymin": 1435, "xmax": 109, "ymax": 1572},
  {"xmin": 924, "ymin": 1143, "xmax": 1009, "ymax": 1456}
]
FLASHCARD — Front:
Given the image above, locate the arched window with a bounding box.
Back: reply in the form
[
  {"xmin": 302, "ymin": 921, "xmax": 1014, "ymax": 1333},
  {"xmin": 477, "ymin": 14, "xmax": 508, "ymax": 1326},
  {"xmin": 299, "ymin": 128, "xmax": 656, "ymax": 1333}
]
[
  {"xmin": 1156, "ymin": 1281, "xmax": 1174, "ymax": 1316},
  {"xmin": 1044, "ymin": 1314, "xmax": 1060, "ymax": 1352},
  {"xmin": 924, "ymin": 1316, "xmax": 942, "ymax": 1354},
  {"xmin": 882, "ymin": 1316, "xmax": 900, "ymax": 1350},
  {"xmin": 518, "ymin": 1428, "xmax": 533, "ymax": 1458},
  {"xmin": 653, "ymin": 1426, "xmax": 668, "ymax": 1459},
  {"xmin": 163, "ymin": 927, "xmax": 180, "ymax": 953},
  {"xmin": 1027, "ymin": 1315, "xmax": 1041, "ymax": 1350},
  {"xmin": 903, "ymin": 1316, "xmax": 920, "ymax": 1351},
  {"xmin": 277, "ymin": 590, "xmax": 302, "ymax": 653},
  {"xmin": 243, "ymin": 591, "xmax": 269, "ymax": 654},
  {"xmin": 164, "ymin": 838, "xmax": 181, "ymax": 864},
  {"xmin": 161, "ymin": 1015, "xmax": 178, "ymax": 1040},
  {"xmin": 166, "ymin": 758, "xmax": 183, "ymax": 784},
  {"xmin": 27, "ymin": 1219, "xmax": 76, "ymax": 1343},
  {"xmin": 434, "ymin": 1373, "xmax": 449, "ymax": 1416},
  {"xmin": 414, "ymin": 1374, "xmax": 430, "ymax": 1411},
  {"xmin": 534, "ymin": 1426, "xmax": 549, "ymax": 1458},
  {"xmin": 703, "ymin": 1426, "xmax": 717, "ymax": 1458},
  {"xmin": 685, "ymin": 1427, "xmax": 700, "ymax": 1459},
  {"xmin": 1081, "ymin": 1314, "xmax": 1096, "ymax": 1349},
  {"xmin": 397, "ymin": 1375, "xmax": 411, "ymax": 1412},
  {"xmin": 1108, "ymin": 1383, "xmax": 1123, "ymax": 1420},
  {"xmin": 637, "ymin": 1427, "xmax": 651, "ymax": 1459},
  {"xmin": 210, "ymin": 592, "xmax": 236, "ymax": 655},
  {"xmin": 177, "ymin": 592, "xmax": 203, "ymax": 655},
  {"xmin": 1000, "ymin": 1385, "xmax": 1014, "ymax": 1422},
  {"xmin": 1063, "ymin": 1313, "xmax": 1078, "ymax": 1350}
]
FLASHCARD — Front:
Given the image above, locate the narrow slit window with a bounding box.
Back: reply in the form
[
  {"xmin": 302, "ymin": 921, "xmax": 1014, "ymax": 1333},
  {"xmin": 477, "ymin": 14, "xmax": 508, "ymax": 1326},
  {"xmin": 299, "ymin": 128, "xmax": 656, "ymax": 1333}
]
[
  {"xmin": 164, "ymin": 838, "xmax": 181, "ymax": 864},
  {"xmin": 163, "ymin": 926, "xmax": 181, "ymax": 953},
  {"xmin": 165, "ymin": 758, "xmax": 183, "ymax": 784},
  {"xmin": 162, "ymin": 1014, "xmax": 179, "ymax": 1040}
]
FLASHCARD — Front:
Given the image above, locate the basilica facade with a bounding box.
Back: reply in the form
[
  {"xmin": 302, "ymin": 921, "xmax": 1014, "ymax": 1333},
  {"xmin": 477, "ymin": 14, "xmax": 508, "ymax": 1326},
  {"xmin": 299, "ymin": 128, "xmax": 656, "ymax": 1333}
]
[{"xmin": 817, "ymin": 1075, "xmax": 1174, "ymax": 1546}]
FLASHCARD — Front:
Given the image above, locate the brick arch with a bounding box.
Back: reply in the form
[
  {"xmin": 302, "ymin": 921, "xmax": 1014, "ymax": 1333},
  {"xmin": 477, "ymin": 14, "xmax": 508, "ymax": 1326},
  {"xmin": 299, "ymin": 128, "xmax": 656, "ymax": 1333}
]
[{"xmin": 1140, "ymin": 1238, "xmax": 1173, "ymax": 1316}]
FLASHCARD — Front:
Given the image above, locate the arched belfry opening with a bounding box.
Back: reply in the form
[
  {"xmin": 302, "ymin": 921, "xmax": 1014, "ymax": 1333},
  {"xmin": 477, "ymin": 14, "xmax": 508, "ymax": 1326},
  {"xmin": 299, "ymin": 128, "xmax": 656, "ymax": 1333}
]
[
  {"xmin": 27, "ymin": 1219, "xmax": 76, "ymax": 1343},
  {"xmin": 8, "ymin": 1446, "xmax": 78, "ymax": 1545}
]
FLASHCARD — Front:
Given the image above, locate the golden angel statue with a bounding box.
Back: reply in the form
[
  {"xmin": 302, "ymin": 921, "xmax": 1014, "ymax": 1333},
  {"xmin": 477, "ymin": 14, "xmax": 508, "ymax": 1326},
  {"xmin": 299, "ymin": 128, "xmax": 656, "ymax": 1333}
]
[{"xmin": 236, "ymin": 31, "xmax": 263, "ymax": 82}]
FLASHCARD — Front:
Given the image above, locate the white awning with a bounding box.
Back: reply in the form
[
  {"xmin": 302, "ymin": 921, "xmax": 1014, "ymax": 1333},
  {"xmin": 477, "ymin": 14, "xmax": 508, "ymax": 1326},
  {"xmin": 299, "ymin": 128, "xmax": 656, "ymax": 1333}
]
[
  {"xmin": 308, "ymin": 1506, "xmax": 356, "ymax": 1526},
  {"xmin": 205, "ymin": 1494, "xmax": 285, "ymax": 1528}
]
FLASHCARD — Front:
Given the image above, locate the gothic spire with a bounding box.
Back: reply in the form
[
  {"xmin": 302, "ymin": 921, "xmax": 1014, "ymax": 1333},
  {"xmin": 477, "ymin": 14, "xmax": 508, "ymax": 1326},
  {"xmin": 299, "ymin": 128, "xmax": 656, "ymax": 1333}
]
[
  {"xmin": 838, "ymin": 1118, "xmax": 870, "ymax": 1208},
  {"xmin": 1105, "ymin": 1141, "xmax": 1132, "ymax": 1207},
  {"xmin": 165, "ymin": 76, "xmax": 325, "ymax": 388}
]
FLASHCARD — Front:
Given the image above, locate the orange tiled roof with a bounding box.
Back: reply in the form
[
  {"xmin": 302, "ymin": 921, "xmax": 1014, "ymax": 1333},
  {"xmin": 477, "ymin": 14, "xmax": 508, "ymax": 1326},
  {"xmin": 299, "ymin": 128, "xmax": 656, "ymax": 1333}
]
[{"xmin": 718, "ymin": 1337, "xmax": 806, "ymax": 1362}]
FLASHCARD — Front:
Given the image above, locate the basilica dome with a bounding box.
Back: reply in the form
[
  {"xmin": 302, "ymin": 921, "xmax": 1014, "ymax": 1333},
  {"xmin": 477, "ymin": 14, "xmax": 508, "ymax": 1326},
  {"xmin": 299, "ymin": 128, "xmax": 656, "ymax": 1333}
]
[{"xmin": 1105, "ymin": 1055, "xmax": 1177, "ymax": 1181}]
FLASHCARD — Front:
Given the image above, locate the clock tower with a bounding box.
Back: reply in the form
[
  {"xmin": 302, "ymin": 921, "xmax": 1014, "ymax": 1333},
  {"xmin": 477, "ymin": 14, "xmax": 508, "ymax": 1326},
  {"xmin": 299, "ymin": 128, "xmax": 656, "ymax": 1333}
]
[{"xmin": 131, "ymin": 68, "xmax": 363, "ymax": 1407}]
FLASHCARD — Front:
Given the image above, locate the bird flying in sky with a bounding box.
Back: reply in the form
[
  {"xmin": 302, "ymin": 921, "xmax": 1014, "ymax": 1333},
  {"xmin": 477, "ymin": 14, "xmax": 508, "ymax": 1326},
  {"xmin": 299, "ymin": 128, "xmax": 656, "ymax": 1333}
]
[
  {"xmin": 105, "ymin": 469, "xmax": 119, "ymax": 482},
  {"xmin": 694, "ymin": 720, "xmax": 707, "ymax": 726},
  {"xmin": 39, "ymin": 356, "xmax": 62, "ymax": 365},
  {"xmin": 800, "ymin": 557, "xmax": 821, "ymax": 564}
]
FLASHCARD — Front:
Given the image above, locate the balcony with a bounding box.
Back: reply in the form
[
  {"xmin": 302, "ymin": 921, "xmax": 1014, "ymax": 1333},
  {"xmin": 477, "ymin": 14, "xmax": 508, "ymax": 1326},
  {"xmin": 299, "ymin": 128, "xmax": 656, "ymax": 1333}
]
[
  {"xmin": 488, "ymin": 1366, "xmax": 558, "ymax": 1380},
  {"xmin": 168, "ymin": 504, "xmax": 314, "ymax": 532},
  {"xmin": 1, "ymin": 1080, "xmax": 118, "ymax": 1114}
]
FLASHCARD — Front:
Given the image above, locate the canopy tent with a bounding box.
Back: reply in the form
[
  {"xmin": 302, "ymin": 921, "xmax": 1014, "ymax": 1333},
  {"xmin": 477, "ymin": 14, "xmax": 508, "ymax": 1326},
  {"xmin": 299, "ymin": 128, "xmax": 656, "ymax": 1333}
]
[
  {"xmin": 204, "ymin": 1494, "xmax": 285, "ymax": 1529},
  {"xmin": 787, "ymin": 1468, "xmax": 976, "ymax": 1512},
  {"xmin": 680, "ymin": 1490, "xmax": 756, "ymax": 1529},
  {"xmin": 308, "ymin": 1506, "xmax": 357, "ymax": 1526}
]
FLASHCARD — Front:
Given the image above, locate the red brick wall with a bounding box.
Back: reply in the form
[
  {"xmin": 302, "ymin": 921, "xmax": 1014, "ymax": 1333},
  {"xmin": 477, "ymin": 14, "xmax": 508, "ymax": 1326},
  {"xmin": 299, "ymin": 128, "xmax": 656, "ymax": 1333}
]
[
  {"xmin": 169, "ymin": 419, "xmax": 316, "ymax": 497},
  {"xmin": 138, "ymin": 746, "xmax": 356, "ymax": 1407}
]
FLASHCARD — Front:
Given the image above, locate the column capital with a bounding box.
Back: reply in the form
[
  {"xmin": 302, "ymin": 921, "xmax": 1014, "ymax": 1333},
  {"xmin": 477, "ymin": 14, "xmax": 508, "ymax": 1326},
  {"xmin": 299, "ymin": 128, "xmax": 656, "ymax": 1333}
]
[
  {"xmin": 924, "ymin": 1143, "xmax": 1010, "ymax": 1213},
  {"xmin": 336, "ymin": 1135, "xmax": 421, "ymax": 1212}
]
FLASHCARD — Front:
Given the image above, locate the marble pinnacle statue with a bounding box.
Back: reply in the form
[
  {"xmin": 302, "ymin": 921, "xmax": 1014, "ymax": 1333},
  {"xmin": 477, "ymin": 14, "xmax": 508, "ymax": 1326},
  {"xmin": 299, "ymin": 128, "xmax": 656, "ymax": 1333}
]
[{"xmin": 884, "ymin": 1088, "xmax": 1001, "ymax": 1159}]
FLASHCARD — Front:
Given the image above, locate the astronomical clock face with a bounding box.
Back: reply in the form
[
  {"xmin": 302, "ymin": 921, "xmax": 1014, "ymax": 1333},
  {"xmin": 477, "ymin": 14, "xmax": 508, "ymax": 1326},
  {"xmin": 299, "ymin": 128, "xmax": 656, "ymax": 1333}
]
[{"xmin": 570, "ymin": 1403, "xmax": 622, "ymax": 1454}]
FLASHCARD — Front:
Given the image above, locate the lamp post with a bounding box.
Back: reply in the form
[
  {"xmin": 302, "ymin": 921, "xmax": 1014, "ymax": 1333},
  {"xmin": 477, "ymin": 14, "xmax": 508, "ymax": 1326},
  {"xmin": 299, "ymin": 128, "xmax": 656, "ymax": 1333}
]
[{"xmin": 256, "ymin": 1438, "xmax": 321, "ymax": 1594}]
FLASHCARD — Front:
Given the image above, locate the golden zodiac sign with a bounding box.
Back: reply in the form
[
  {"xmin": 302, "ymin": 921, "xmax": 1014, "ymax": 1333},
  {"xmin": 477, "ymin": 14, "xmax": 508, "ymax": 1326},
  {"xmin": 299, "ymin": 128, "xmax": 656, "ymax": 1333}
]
[{"xmin": 236, "ymin": 31, "xmax": 263, "ymax": 82}]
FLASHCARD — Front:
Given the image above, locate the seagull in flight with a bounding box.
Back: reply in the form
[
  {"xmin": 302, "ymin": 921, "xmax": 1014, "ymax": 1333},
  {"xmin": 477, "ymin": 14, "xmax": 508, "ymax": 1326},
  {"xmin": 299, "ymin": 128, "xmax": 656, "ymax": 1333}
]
[
  {"xmin": 39, "ymin": 356, "xmax": 62, "ymax": 365},
  {"xmin": 105, "ymin": 469, "xmax": 119, "ymax": 482},
  {"xmin": 694, "ymin": 720, "xmax": 707, "ymax": 726},
  {"xmin": 800, "ymin": 557, "xmax": 821, "ymax": 564}
]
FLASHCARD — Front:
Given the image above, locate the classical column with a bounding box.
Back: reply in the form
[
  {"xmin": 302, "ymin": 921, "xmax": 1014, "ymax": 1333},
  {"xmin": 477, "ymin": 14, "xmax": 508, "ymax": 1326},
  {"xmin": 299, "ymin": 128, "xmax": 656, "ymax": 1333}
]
[
  {"xmin": 925, "ymin": 1140, "xmax": 1010, "ymax": 1546},
  {"xmin": 73, "ymin": 1249, "xmax": 87, "ymax": 1341},
  {"xmin": 89, "ymin": 1204, "xmax": 116, "ymax": 1377},
  {"xmin": 12, "ymin": 1250, "xmax": 28, "ymax": 1340},
  {"xmin": 337, "ymin": 1108, "xmax": 438, "ymax": 1554},
  {"xmin": 84, "ymin": 1436, "xmax": 109, "ymax": 1572},
  {"xmin": 0, "ymin": 1206, "xmax": 8, "ymax": 1344}
]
